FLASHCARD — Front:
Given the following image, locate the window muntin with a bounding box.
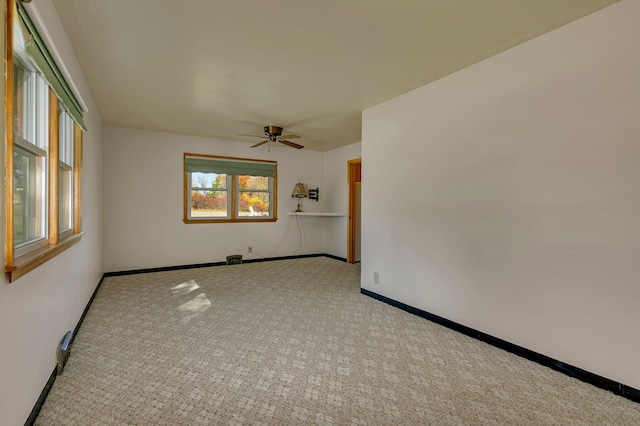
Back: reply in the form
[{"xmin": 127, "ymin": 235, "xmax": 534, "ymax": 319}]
[{"xmin": 184, "ymin": 154, "xmax": 277, "ymax": 223}]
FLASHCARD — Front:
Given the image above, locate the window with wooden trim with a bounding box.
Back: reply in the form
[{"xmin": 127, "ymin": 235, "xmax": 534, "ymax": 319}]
[
  {"xmin": 5, "ymin": 0, "xmax": 86, "ymax": 282},
  {"xmin": 184, "ymin": 153, "xmax": 277, "ymax": 223}
]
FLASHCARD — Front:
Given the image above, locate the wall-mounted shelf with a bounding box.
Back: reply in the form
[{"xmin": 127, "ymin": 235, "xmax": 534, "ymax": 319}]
[{"xmin": 287, "ymin": 212, "xmax": 346, "ymax": 217}]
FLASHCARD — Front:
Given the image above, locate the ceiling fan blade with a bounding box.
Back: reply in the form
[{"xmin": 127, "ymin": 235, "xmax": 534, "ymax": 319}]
[
  {"xmin": 280, "ymin": 134, "xmax": 301, "ymax": 139},
  {"xmin": 280, "ymin": 139, "xmax": 304, "ymax": 149},
  {"xmin": 237, "ymin": 133, "xmax": 266, "ymax": 138},
  {"xmin": 250, "ymin": 140, "xmax": 269, "ymax": 148}
]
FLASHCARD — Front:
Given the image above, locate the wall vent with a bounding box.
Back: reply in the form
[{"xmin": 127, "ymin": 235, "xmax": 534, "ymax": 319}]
[
  {"xmin": 56, "ymin": 331, "xmax": 73, "ymax": 375},
  {"xmin": 226, "ymin": 255, "xmax": 243, "ymax": 265}
]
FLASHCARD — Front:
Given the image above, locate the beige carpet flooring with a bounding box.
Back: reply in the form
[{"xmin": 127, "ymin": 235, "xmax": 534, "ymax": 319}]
[{"xmin": 36, "ymin": 257, "xmax": 640, "ymax": 425}]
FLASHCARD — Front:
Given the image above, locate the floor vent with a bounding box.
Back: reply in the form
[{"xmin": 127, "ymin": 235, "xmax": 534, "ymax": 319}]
[
  {"xmin": 56, "ymin": 331, "xmax": 73, "ymax": 375},
  {"xmin": 226, "ymin": 255, "xmax": 243, "ymax": 265}
]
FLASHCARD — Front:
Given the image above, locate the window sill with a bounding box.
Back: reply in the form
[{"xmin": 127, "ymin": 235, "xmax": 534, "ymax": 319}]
[
  {"xmin": 5, "ymin": 232, "xmax": 84, "ymax": 283},
  {"xmin": 183, "ymin": 218, "xmax": 277, "ymax": 224},
  {"xmin": 286, "ymin": 212, "xmax": 346, "ymax": 217}
]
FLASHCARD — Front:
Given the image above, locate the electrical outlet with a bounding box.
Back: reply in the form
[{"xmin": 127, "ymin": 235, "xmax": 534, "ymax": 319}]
[
  {"xmin": 374, "ymin": 272, "xmax": 380, "ymax": 284},
  {"xmin": 248, "ymin": 246, "xmax": 253, "ymax": 253}
]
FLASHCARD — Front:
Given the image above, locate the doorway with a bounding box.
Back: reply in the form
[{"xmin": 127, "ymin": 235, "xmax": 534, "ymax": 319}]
[{"xmin": 347, "ymin": 158, "xmax": 361, "ymax": 264}]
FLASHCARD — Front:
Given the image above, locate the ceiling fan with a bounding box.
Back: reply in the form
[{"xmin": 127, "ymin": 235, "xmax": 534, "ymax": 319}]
[{"xmin": 238, "ymin": 126, "xmax": 304, "ymax": 149}]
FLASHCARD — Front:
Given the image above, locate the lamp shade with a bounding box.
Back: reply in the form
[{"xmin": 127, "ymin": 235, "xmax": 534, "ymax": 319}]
[{"xmin": 291, "ymin": 183, "xmax": 308, "ymax": 198}]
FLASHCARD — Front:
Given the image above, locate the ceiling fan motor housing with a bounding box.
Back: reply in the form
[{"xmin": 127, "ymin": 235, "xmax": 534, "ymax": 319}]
[{"xmin": 264, "ymin": 126, "xmax": 283, "ymax": 137}]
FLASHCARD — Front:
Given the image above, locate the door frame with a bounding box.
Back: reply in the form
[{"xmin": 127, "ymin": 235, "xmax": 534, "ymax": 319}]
[{"xmin": 347, "ymin": 158, "xmax": 361, "ymax": 264}]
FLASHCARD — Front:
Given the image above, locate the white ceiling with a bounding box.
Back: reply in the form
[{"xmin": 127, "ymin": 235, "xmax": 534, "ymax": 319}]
[{"xmin": 52, "ymin": 0, "xmax": 618, "ymax": 151}]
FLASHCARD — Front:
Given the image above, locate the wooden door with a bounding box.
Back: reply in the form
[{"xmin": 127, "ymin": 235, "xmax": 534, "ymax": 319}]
[{"xmin": 347, "ymin": 158, "xmax": 361, "ymax": 263}]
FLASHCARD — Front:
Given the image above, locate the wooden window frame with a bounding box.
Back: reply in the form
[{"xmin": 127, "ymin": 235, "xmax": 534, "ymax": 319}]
[
  {"xmin": 4, "ymin": 0, "xmax": 84, "ymax": 283},
  {"xmin": 183, "ymin": 153, "xmax": 278, "ymax": 224}
]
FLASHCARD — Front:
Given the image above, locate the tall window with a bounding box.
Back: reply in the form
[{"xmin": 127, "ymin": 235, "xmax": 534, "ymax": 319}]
[
  {"xmin": 5, "ymin": 0, "xmax": 86, "ymax": 282},
  {"xmin": 184, "ymin": 154, "xmax": 277, "ymax": 223}
]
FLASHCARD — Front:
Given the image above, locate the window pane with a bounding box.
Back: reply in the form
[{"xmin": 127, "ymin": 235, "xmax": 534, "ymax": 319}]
[
  {"xmin": 191, "ymin": 172, "xmax": 226, "ymax": 190},
  {"xmin": 13, "ymin": 147, "xmax": 45, "ymax": 245},
  {"xmin": 59, "ymin": 108, "xmax": 74, "ymax": 166},
  {"xmin": 59, "ymin": 109, "xmax": 74, "ymax": 233},
  {"xmin": 13, "ymin": 61, "xmax": 34, "ymax": 143},
  {"xmin": 238, "ymin": 175, "xmax": 269, "ymax": 190},
  {"xmin": 36, "ymin": 76, "xmax": 49, "ymax": 149},
  {"xmin": 13, "ymin": 62, "xmax": 48, "ymax": 149},
  {"xmin": 238, "ymin": 191, "xmax": 270, "ymax": 217},
  {"xmin": 190, "ymin": 190, "xmax": 228, "ymax": 218},
  {"xmin": 59, "ymin": 167, "xmax": 72, "ymax": 232}
]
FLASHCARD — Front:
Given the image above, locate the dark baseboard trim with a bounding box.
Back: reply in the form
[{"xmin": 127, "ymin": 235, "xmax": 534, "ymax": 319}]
[
  {"xmin": 104, "ymin": 253, "xmax": 348, "ymax": 277},
  {"xmin": 24, "ymin": 368, "xmax": 56, "ymax": 426},
  {"xmin": 360, "ymin": 288, "xmax": 639, "ymax": 404},
  {"xmin": 72, "ymin": 275, "xmax": 105, "ymax": 344},
  {"xmin": 322, "ymin": 254, "xmax": 348, "ymax": 262},
  {"xmin": 244, "ymin": 253, "xmax": 328, "ymax": 264},
  {"xmin": 26, "ymin": 275, "xmax": 106, "ymax": 425},
  {"xmin": 104, "ymin": 261, "xmax": 227, "ymax": 277}
]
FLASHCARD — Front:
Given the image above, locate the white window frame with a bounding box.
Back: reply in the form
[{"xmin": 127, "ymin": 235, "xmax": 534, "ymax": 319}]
[
  {"xmin": 12, "ymin": 58, "xmax": 49, "ymax": 258},
  {"xmin": 235, "ymin": 176, "xmax": 275, "ymax": 220},
  {"xmin": 187, "ymin": 173, "xmax": 232, "ymax": 221},
  {"xmin": 58, "ymin": 107, "xmax": 74, "ymax": 238}
]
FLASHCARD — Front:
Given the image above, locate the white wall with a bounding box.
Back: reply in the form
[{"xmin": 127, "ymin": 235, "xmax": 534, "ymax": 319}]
[
  {"xmin": 362, "ymin": 0, "xmax": 640, "ymax": 389},
  {"xmin": 103, "ymin": 129, "xmax": 362, "ymax": 270},
  {"xmin": 322, "ymin": 142, "xmax": 362, "ymax": 258},
  {"xmin": 103, "ymin": 127, "xmax": 327, "ymax": 271},
  {"xmin": 0, "ymin": 1, "xmax": 104, "ymax": 425}
]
